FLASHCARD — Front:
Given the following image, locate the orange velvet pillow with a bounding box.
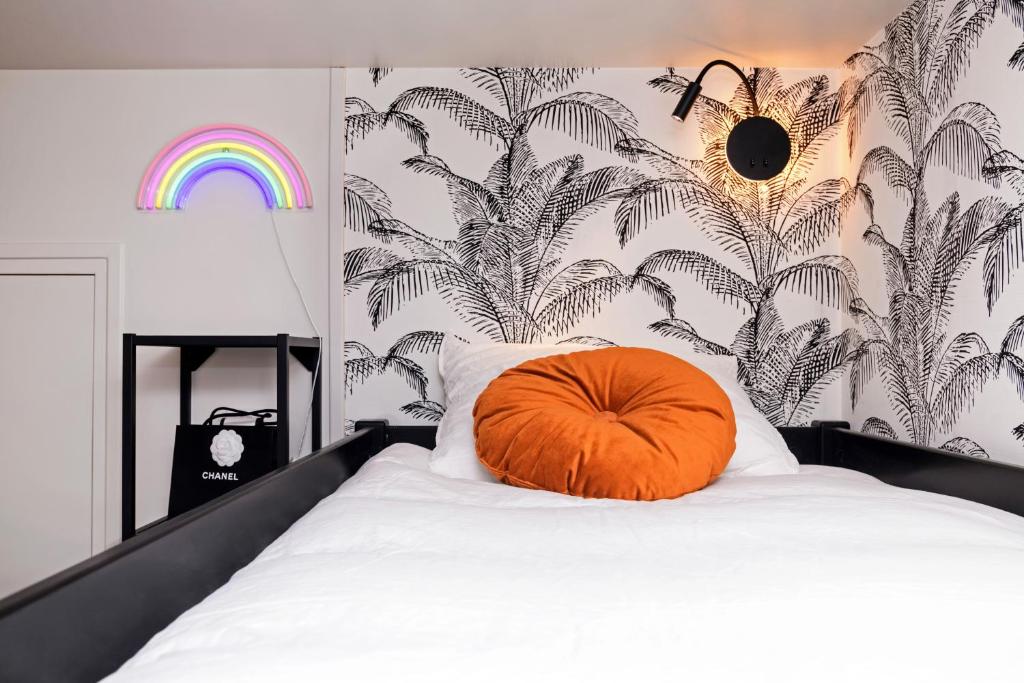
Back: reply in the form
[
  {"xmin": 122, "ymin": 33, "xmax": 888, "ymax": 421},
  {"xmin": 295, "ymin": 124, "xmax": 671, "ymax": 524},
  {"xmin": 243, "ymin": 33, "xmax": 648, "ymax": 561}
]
[{"xmin": 472, "ymin": 347, "xmax": 737, "ymax": 500}]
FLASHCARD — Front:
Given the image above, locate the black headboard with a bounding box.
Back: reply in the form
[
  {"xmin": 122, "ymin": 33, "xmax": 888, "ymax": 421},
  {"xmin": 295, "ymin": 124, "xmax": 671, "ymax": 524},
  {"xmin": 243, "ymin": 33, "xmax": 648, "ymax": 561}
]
[{"xmin": 353, "ymin": 419, "xmax": 843, "ymax": 466}]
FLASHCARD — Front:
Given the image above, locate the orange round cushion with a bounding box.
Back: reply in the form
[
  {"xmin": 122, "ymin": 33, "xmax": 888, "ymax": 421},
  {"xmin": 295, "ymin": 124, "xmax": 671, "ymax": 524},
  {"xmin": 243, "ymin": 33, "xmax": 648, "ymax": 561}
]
[{"xmin": 472, "ymin": 347, "xmax": 737, "ymax": 500}]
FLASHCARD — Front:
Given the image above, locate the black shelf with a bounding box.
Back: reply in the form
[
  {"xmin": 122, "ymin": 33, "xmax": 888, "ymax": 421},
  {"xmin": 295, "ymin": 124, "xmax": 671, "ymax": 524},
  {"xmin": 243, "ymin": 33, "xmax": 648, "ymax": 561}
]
[
  {"xmin": 121, "ymin": 333, "xmax": 322, "ymax": 540},
  {"xmin": 131, "ymin": 335, "xmax": 321, "ymax": 348}
]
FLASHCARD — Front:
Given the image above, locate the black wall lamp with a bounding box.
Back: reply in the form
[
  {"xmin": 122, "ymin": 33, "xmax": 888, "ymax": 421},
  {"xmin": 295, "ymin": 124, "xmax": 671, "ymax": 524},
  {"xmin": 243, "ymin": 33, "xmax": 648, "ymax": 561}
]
[{"xmin": 671, "ymin": 59, "xmax": 791, "ymax": 181}]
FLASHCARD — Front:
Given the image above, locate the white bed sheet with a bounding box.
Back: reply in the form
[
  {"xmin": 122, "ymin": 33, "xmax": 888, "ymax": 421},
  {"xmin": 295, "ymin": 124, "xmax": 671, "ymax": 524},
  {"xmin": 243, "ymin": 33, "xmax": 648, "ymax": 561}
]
[{"xmin": 108, "ymin": 443, "xmax": 1024, "ymax": 682}]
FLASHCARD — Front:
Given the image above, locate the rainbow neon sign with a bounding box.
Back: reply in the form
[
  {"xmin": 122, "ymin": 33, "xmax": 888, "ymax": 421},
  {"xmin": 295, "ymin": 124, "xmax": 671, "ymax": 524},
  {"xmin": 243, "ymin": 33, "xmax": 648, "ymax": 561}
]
[{"xmin": 137, "ymin": 124, "xmax": 312, "ymax": 210}]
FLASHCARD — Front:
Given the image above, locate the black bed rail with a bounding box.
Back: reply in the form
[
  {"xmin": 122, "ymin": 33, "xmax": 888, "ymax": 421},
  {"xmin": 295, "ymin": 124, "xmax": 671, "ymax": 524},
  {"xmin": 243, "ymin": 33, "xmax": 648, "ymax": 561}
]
[
  {"xmin": 824, "ymin": 428, "xmax": 1024, "ymax": 518},
  {"xmin": 354, "ymin": 419, "xmax": 437, "ymax": 451},
  {"xmin": 0, "ymin": 425, "xmax": 384, "ymax": 683},
  {"xmin": 3, "ymin": 419, "xmax": 1024, "ymax": 682},
  {"xmin": 219, "ymin": 421, "xmax": 1024, "ymax": 517},
  {"xmin": 778, "ymin": 421, "xmax": 849, "ymax": 465}
]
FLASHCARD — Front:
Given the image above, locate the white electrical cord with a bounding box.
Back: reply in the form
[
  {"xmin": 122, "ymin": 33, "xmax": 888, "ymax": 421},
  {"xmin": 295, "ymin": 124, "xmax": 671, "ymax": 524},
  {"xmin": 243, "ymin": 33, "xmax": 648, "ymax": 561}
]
[{"xmin": 270, "ymin": 210, "xmax": 322, "ymax": 460}]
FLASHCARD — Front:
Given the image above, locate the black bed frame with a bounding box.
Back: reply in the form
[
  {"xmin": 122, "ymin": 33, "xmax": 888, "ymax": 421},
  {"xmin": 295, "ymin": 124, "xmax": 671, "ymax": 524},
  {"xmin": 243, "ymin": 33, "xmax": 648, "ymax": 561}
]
[{"xmin": 3, "ymin": 420, "xmax": 1024, "ymax": 682}]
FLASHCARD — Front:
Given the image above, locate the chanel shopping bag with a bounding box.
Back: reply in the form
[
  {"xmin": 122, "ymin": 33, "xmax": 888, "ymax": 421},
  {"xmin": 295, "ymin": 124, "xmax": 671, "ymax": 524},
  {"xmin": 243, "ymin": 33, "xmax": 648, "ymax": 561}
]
[{"xmin": 168, "ymin": 407, "xmax": 278, "ymax": 517}]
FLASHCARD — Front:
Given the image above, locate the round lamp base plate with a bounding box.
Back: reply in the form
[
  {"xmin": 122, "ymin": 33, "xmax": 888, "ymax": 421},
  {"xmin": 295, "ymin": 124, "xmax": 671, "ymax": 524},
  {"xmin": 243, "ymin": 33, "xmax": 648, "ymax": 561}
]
[{"xmin": 726, "ymin": 116, "xmax": 791, "ymax": 181}]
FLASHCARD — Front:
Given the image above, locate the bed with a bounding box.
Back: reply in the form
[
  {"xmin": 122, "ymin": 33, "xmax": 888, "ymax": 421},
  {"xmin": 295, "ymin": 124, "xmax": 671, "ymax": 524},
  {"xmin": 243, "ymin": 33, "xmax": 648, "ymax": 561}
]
[{"xmin": 3, "ymin": 421, "xmax": 1024, "ymax": 682}]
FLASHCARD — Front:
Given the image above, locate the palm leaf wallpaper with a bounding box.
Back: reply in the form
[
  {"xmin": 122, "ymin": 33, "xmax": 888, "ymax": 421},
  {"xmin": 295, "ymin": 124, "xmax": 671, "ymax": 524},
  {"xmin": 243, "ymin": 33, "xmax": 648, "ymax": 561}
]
[
  {"xmin": 344, "ymin": 66, "xmax": 852, "ymax": 429},
  {"xmin": 843, "ymin": 0, "xmax": 1024, "ymax": 461},
  {"xmin": 343, "ymin": 0, "xmax": 1024, "ymax": 464}
]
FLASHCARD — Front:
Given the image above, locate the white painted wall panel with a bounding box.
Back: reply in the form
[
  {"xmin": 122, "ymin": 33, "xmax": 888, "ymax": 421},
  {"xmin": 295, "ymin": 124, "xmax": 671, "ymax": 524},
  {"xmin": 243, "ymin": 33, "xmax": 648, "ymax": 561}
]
[{"xmin": 0, "ymin": 274, "xmax": 95, "ymax": 595}]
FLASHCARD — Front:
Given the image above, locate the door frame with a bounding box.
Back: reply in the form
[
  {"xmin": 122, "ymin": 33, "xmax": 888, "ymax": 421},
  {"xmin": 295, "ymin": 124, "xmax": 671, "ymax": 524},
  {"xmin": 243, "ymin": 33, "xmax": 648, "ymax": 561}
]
[{"xmin": 0, "ymin": 243, "xmax": 123, "ymax": 551}]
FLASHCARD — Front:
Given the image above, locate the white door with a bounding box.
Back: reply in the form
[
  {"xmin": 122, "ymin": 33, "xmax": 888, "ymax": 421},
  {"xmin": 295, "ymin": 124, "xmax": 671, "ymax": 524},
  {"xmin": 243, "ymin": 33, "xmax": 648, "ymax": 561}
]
[{"xmin": 0, "ymin": 274, "xmax": 98, "ymax": 597}]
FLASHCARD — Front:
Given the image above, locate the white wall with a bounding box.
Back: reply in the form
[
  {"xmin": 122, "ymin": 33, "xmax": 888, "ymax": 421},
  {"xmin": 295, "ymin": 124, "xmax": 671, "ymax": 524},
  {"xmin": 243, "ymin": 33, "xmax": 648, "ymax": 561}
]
[{"xmin": 0, "ymin": 69, "xmax": 336, "ymax": 528}]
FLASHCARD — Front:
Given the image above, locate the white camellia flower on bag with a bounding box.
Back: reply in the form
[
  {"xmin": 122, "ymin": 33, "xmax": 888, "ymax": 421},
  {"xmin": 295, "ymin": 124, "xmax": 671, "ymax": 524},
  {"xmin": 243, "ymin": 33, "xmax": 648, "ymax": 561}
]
[{"xmin": 210, "ymin": 429, "xmax": 244, "ymax": 467}]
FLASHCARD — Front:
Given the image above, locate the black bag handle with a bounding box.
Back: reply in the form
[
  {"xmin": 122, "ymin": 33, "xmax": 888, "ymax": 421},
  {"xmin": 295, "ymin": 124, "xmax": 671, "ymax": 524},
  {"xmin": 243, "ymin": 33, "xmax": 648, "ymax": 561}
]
[{"xmin": 203, "ymin": 407, "xmax": 277, "ymax": 426}]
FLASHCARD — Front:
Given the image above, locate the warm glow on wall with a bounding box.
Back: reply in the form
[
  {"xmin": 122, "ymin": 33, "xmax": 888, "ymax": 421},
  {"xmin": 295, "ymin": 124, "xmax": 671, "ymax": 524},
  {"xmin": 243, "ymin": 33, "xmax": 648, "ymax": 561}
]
[{"xmin": 670, "ymin": 60, "xmax": 791, "ymax": 181}]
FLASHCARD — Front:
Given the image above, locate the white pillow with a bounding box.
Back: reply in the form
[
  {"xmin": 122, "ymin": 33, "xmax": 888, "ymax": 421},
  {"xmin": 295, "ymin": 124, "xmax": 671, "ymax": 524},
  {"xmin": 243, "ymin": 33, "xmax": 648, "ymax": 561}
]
[{"xmin": 429, "ymin": 338, "xmax": 799, "ymax": 482}]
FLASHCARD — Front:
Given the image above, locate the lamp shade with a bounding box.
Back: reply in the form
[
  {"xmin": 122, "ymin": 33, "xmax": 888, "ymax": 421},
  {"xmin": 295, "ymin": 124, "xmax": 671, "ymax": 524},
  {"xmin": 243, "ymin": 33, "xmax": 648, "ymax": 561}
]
[{"xmin": 671, "ymin": 82, "xmax": 703, "ymax": 121}]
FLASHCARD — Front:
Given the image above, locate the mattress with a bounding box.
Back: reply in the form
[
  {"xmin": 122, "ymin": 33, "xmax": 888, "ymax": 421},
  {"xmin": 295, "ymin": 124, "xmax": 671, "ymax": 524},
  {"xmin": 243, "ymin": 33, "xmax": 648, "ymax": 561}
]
[{"xmin": 107, "ymin": 443, "xmax": 1024, "ymax": 682}]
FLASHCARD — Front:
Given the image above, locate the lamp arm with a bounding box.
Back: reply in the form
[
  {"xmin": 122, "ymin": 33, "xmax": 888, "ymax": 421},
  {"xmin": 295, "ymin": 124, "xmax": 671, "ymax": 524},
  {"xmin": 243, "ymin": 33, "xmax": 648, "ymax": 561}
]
[{"xmin": 691, "ymin": 60, "xmax": 759, "ymax": 116}]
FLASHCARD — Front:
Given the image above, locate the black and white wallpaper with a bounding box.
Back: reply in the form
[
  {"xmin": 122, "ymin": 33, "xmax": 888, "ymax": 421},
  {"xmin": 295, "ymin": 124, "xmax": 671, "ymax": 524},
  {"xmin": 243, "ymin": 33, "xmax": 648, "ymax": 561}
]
[
  {"xmin": 343, "ymin": 66, "xmax": 853, "ymax": 430},
  {"xmin": 843, "ymin": 0, "xmax": 1024, "ymax": 462},
  {"xmin": 342, "ymin": 0, "xmax": 1024, "ymax": 464}
]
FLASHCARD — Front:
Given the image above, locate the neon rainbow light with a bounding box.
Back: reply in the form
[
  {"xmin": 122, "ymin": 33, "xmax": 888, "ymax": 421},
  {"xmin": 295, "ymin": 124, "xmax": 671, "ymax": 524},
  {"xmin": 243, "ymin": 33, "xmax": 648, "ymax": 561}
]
[{"xmin": 137, "ymin": 124, "xmax": 312, "ymax": 210}]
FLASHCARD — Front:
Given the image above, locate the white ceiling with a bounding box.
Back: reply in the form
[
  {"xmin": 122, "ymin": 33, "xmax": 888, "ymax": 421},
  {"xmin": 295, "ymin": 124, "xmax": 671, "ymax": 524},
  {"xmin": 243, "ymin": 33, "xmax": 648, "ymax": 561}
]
[{"xmin": 0, "ymin": 0, "xmax": 904, "ymax": 70}]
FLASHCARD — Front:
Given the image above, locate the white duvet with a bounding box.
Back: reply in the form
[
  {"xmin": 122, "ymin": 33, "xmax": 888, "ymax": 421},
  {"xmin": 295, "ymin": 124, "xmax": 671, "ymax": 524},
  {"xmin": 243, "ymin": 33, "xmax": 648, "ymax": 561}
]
[{"xmin": 108, "ymin": 444, "xmax": 1024, "ymax": 683}]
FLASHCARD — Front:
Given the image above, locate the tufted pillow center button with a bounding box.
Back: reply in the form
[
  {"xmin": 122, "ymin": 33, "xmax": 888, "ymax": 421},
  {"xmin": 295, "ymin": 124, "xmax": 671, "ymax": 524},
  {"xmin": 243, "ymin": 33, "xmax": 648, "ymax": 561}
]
[{"xmin": 594, "ymin": 410, "xmax": 619, "ymax": 422}]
